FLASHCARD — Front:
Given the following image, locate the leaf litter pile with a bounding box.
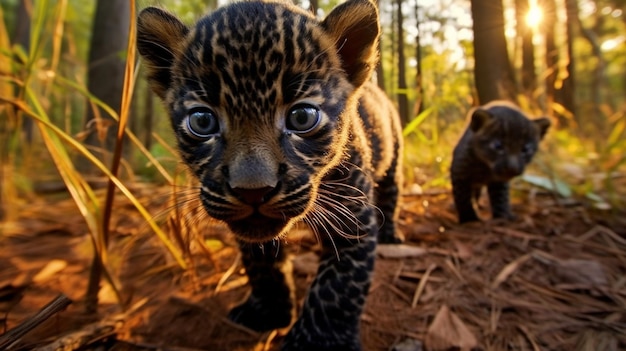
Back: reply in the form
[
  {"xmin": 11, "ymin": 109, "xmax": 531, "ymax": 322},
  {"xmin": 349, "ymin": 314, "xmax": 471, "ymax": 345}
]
[{"xmin": 1, "ymin": 183, "xmax": 625, "ymax": 350}]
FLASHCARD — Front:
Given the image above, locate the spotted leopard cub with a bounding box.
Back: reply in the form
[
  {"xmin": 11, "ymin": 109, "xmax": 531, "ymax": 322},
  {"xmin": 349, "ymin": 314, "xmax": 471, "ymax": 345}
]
[
  {"xmin": 450, "ymin": 101, "xmax": 550, "ymax": 223},
  {"xmin": 137, "ymin": 0, "xmax": 403, "ymax": 350}
]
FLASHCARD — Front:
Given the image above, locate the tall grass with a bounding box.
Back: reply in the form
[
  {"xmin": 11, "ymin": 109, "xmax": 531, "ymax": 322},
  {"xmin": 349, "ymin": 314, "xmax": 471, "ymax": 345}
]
[
  {"xmin": 1, "ymin": 0, "xmax": 624, "ymax": 318},
  {"xmin": 0, "ymin": 0, "xmax": 187, "ymax": 313}
]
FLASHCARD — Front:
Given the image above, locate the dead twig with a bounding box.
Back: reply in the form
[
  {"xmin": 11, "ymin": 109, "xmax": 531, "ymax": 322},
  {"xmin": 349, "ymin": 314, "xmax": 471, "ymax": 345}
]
[
  {"xmin": 411, "ymin": 263, "xmax": 436, "ymax": 308},
  {"xmin": 34, "ymin": 298, "xmax": 147, "ymax": 351},
  {"xmin": 0, "ymin": 294, "xmax": 72, "ymax": 350}
]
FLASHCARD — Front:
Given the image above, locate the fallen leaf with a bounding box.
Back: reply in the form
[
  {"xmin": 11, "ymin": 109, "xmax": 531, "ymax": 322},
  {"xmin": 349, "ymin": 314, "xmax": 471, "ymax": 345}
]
[
  {"xmin": 425, "ymin": 305, "xmax": 478, "ymax": 351},
  {"xmin": 576, "ymin": 329, "xmax": 619, "ymax": 351},
  {"xmin": 492, "ymin": 254, "xmax": 531, "ymax": 289},
  {"xmin": 33, "ymin": 259, "xmax": 67, "ymax": 283},
  {"xmin": 553, "ymin": 259, "xmax": 608, "ymax": 287},
  {"xmin": 452, "ymin": 240, "xmax": 473, "ymax": 260}
]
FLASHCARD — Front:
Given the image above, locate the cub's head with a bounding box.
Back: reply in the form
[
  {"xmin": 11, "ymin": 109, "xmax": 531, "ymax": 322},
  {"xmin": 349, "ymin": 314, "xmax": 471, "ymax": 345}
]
[
  {"xmin": 469, "ymin": 102, "xmax": 550, "ymax": 181},
  {"xmin": 137, "ymin": 0, "xmax": 380, "ymax": 242}
]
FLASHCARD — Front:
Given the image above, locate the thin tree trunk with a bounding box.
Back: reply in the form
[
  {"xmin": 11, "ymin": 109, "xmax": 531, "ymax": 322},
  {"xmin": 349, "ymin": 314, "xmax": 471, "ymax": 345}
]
[
  {"xmin": 557, "ymin": 0, "xmax": 578, "ymax": 125},
  {"xmin": 81, "ymin": 0, "xmax": 130, "ymax": 173},
  {"xmin": 395, "ymin": 0, "xmax": 409, "ymax": 125},
  {"xmin": 309, "ymin": 0, "xmax": 318, "ymax": 14},
  {"xmin": 470, "ymin": 0, "xmax": 517, "ymax": 104},
  {"xmin": 375, "ymin": 0, "xmax": 386, "ymax": 91},
  {"xmin": 413, "ymin": 0, "xmax": 424, "ymax": 116},
  {"xmin": 542, "ymin": 0, "xmax": 558, "ymax": 118},
  {"xmin": 515, "ymin": 0, "xmax": 536, "ymax": 100},
  {"xmin": 587, "ymin": 17, "xmax": 605, "ymax": 135},
  {"xmin": 14, "ymin": 0, "xmax": 33, "ymax": 143}
]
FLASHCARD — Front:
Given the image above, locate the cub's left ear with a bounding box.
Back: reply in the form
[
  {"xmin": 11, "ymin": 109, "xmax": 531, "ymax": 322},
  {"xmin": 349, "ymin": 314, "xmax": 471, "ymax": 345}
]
[
  {"xmin": 533, "ymin": 117, "xmax": 551, "ymax": 139},
  {"xmin": 322, "ymin": 0, "xmax": 379, "ymax": 88}
]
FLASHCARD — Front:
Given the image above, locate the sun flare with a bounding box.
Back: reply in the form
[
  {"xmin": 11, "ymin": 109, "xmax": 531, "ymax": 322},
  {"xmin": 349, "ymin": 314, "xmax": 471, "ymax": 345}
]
[{"xmin": 525, "ymin": 1, "xmax": 544, "ymax": 30}]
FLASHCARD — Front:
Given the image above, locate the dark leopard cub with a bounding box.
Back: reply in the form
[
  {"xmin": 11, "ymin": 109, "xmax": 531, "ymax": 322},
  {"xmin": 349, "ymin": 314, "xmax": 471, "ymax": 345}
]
[
  {"xmin": 450, "ymin": 101, "xmax": 550, "ymax": 223},
  {"xmin": 137, "ymin": 0, "xmax": 403, "ymax": 350}
]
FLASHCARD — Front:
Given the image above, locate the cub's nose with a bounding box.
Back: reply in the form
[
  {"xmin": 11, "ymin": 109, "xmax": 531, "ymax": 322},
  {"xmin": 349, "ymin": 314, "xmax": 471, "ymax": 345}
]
[{"xmin": 231, "ymin": 186, "xmax": 275, "ymax": 206}]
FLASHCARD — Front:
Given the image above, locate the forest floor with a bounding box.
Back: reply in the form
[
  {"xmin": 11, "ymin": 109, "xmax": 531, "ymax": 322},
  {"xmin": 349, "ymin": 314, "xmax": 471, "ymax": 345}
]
[{"xmin": 1, "ymin": 181, "xmax": 626, "ymax": 351}]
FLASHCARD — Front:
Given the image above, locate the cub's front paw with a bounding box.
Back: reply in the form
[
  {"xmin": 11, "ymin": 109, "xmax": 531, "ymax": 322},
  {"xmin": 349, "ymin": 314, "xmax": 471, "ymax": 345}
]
[
  {"xmin": 228, "ymin": 298, "xmax": 293, "ymax": 332},
  {"xmin": 493, "ymin": 211, "xmax": 517, "ymax": 221},
  {"xmin": 458, "ymin": 213, "xmax": 480, "ymax": 224}
]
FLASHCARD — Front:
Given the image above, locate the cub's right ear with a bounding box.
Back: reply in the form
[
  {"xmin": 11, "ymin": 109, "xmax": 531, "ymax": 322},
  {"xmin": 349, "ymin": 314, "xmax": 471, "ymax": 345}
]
[
  {"xmin": 470, "ymin": 108, "xmax": 493, "ymax": 132},
  {"xmin": 137, "ymin": 7, "xmax": 189, "ymax": 99},
  {"xmin": 533, "ymin": 117, "xmax": 551, "ymax": 139}
]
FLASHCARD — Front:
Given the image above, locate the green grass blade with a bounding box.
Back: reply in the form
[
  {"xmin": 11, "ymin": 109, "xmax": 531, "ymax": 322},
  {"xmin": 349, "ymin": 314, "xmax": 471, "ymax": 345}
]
[{"xmin": 403, "ymin": 106, "xmax": 434, "ymax": 137}]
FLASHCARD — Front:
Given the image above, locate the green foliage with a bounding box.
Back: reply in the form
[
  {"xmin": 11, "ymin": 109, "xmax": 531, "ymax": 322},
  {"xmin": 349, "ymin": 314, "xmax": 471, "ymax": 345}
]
[
  {"xmin": 0, "ymin": 0, "xmax": 190, "ymax": 312},
  {"xmin": 0, "ymin": 0, "xmax": 624, "ymax": 242}
]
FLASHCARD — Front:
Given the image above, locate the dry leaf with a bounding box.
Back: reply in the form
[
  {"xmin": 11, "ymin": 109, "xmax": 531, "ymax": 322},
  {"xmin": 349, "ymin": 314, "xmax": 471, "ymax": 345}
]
[
  {"xmin": 452, "ymin": 240, "xmax": 473, "ymax": 259},
  {"xmin": 391, "ymin": 338, "xmax": 424, "ymax": 351},
  {"xmin": 425, "ymin": 305, "xmax": 478, "ymax": 351},
  {"xmin": 32, "ymin": 259, "xmax": 67, "ymax": 283},
  {"xmin": 492, "ymin": 254, "xmax": 531, "ymax": 289},
  {"xmin": 377, "ymin": 244, "xmax": 427, "ymax": 259},
  {"xmin": 553, "ymin": 259, "xmax": 608, "ymax": 287},
  {"xmin": 576, "ymin": 330, "xmax": 619, "ymax": 351}
]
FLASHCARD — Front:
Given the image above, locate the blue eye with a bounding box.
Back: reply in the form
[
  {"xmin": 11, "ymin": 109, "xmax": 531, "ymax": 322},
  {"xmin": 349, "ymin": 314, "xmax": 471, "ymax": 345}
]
[
  {"xmin": 490, "ymin": 139, "xmax": 504, "ymax": 151},
  {"xmin": 186, "ymin": 108, "xmax": 219, "ymax": 138},
  {"xmin": 286, "ymin": 104, "xmax": 321, "ymax": 134}
]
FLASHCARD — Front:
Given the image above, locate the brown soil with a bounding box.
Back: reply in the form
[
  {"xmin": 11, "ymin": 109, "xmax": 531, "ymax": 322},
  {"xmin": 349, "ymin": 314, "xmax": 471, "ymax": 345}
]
[{"xmin": 1, "ymin": 183, "xmax": 625, "ymax": 350}]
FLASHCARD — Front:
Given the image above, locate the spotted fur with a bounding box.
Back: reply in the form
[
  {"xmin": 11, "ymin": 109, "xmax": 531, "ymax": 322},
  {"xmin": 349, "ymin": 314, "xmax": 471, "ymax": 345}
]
[
  {"xmin": 450, "ymin": 101, "xmax": 550, "ymax": 223},
  {"xmin": 137, "ymin": 0, "xmax": 403, "ymax": 349}
]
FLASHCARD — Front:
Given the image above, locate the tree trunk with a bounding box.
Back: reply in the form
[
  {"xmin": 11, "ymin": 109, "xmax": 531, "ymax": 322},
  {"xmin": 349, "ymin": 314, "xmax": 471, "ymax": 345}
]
[
  {"xmin": 80, "ymin": 0, "xmax": 130, "ymax": 172},
  {"xmin": 395, "ymin": 0, "xmax": 410, "ymax": 125},
  {"xmin": 309, "ymin": 0, "xmax": 319, "ymax": 14},
  {"xmin": 14, "ymin": 0, "xmax": 33, "ymax": 143},
  {"xmin": 375, "ymin": 0, "xmax": 385, "ymax": 91},
  {"xmin": 413, "ymin": 0, "xmax": 424, "ymax": 116},
  {"xmin": 557, "ymin": 0, "xmax": 578, "ymax": 125},
  {"xmin": 515, "ymin": 0, "xmax": 536, "ymax": 100},
  {"xmin": 542, "ymin": 0, "xmax": 558, "ymax": 118},
  {"xmin": 470, "ymin": 0, "xmax": 517, "ymax": 104},
  {"xmin": 13, "ymin": 0, "xmax": 30, "ymax": 52}
]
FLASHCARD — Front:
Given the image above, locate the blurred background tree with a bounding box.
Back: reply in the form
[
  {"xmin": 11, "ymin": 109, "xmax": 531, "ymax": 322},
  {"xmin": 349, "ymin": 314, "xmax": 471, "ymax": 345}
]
[
  {"xmin": 79, "ymin": 0, "xmax": 129, "ymax": 172},
  {"xmin": 0, "ymin": 0, "xmax": 625, "ymax": 220}
]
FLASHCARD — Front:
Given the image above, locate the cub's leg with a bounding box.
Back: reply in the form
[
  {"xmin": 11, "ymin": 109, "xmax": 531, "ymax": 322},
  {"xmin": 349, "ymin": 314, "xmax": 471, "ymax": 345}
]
[
  {"xmin": 282, "ymin": 236, "xmax": 376, "ymax": 351},
  {"xmin": 375, "ymin": 156, "xmax": 403, "ymax": 243},
  {"xmin": 452, "ymin": 176, "xmax": 480, "ymax": 223},
  {"xmin": 487, "ymin": 181, "xmax": 514, "ymax": 220},
  {"xmin": 228, "ymin": 240, "xmax": 296, "ymax": 332}
]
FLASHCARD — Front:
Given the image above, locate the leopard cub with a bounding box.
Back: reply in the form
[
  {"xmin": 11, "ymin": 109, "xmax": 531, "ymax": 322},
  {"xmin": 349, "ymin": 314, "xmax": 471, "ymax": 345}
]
[
  {"xmin": 137, "ymin": 0, "xmax": 402, "ymax": 350},
  {"xmin": 450, "ymin": 101, "xmax": 550, "ymax": 223}
]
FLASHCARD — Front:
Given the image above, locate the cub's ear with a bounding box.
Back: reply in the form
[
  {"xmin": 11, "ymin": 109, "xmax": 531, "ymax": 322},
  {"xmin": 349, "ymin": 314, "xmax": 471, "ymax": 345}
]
[
  {"xmin": 321, "ymin": 0, "xmax": 379, "ymax": 88},
  {"xmin": 137, "ymin": 7, "xmax": 189, "ymax": 99},
  {"xmin": 470, "ymin": 108, "xmax": 493, "ymax": 132},
  {"xmin": 533, "ymin": 117, "xmax": 551, "ymax": 139}
]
